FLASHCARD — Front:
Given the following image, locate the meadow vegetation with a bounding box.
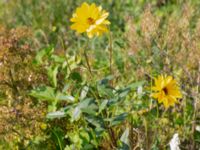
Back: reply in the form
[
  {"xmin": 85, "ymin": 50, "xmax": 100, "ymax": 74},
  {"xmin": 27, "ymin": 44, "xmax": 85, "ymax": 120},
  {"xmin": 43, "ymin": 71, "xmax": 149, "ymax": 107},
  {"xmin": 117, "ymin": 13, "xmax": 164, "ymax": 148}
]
[{"xmin": 0, "ymin": 0, "xmax": 200, "ymax": 149}]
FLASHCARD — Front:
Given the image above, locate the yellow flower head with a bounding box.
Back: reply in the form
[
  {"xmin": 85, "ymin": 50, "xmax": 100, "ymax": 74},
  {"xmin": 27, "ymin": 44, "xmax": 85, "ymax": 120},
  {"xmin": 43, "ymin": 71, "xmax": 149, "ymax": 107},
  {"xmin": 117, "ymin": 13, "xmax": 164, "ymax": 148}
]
[
  {"xmin": 70, "ymin": 2, "xmax": 110, "ymax": 38},
  {"xmin": 151, "ymin": 75, "xmax": 182, "ymax": 109}
]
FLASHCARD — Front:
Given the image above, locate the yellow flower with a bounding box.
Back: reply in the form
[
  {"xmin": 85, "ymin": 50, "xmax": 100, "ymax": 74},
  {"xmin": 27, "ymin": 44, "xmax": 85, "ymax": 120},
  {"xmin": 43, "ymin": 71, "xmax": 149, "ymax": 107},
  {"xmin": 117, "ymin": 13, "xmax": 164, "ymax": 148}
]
[
  {"xmin": 40, "ymin": 123, "xmax": 47, "ymax": 130},
  {"xmin": 70, "ymin": 2, "xmax": 110, "ymax": 38},
  {"xmin": 151, "ymin": 75, "xmax": 182, "ymax": 108}
]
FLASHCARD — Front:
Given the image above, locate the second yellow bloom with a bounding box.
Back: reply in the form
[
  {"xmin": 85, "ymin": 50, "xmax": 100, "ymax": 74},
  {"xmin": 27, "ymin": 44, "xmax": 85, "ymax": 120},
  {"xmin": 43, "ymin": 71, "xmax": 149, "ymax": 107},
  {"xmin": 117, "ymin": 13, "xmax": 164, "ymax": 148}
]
[{"xmin": 151, "ymin": 75, "xmax": 182, "ymax": 109}]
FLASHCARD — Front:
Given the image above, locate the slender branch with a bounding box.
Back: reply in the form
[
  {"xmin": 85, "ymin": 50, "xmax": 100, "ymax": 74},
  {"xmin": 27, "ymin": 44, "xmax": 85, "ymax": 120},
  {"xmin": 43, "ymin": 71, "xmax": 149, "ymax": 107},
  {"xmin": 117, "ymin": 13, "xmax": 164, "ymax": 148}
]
[
  {"xmin": 108, "ymin": 30, "xmax": 113, "ymax": 75},
  {"xmin": 83, "ymin": 39, "xmax": 92, "ymax": 76},
  {"xmin": 59, "ymin": 36, "xmax": 72, "ymax": 73},
  {"xmin": 108, "ymin": 127, "xmax": 117, "ymax": 148},
  {"xmin": 83, "ymin": 48, "xmax": 92, "ymax": 76}
]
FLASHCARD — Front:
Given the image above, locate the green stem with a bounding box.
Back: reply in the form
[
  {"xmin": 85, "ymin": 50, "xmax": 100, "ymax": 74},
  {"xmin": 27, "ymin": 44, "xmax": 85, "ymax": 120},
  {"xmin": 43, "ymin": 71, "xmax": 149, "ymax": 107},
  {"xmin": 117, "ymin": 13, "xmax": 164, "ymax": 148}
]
[
  {"xmin": 108, "ymin": 30, "xmax": 113, "ymax": 75},
  {"xmin": 59, "ymin": 37, "xmax": 72, "ymax": 73},
  {"xmin": 83, "ymin": 48, "xmax": 92, "ymax": 76},
  {"xmin": 83, "ymin": 39, "xmax": 92, "ymax": 76}
]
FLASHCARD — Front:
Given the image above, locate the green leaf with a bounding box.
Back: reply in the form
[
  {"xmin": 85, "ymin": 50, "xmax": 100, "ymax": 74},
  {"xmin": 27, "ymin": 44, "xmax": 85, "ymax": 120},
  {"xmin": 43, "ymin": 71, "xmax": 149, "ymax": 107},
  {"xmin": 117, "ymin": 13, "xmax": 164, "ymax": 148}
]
[
  {"xmin": 78, "ymin": 98, "xmax": 94, "ymax": 108},
  {"xmin": 33, "ymin": 50, "xmax": 46, "ymax": 65},
  {"xmin": 94, "ymin": 127, "xmax": 105, "ymax": 137},
  {"xmin": 33, "ymin": 46, "xmax": 54, "ymax": 65},
  {"xmin": 69, "ymin": 71, "xmax": 82, "ymax": 82},
  {"xmin": 47, "ymin": 65, "xmax": 59, "ymax": 87},
  {"xmin": 79, "ymin": 98, "xmax": 98, "ymax": 115},
  {"xmin": 128, "ymin": 81, "xmax": 145, "ymax": 90},
  {"xmin": 30, "ymin": 86, "xmax": 56, "ymax": 102},
  {"xmin": 97, "ymin": 85, "xmax": 114, "ymax": 98},
  {"xmin": 85, "ymin": 116, "xmax": 105, "ymax": 128},
  {"xmin": 48, "ymin": 103, "xmax": 57, "ymax": 112},
  {"xmin": 107, "ymin": 98, "xmax": 120, "ymax": 106},
  {"xmin": 80, "ymin": 86, "xmax": 89, "ymax": 100},
  {"xmin": 80, "ymin": 130, "xmax": 90, "ymax": 142},
  {"xmin": 72, "ymin": 98, "xmax": 98, "ymax": 121},
  {"xmin": 81, "ymin": 103, "xmax": 98, "ymax": 115},
  {"xmin": 47, "ymin": 111, "xmax": 66, "ymax": 119},
  {"xmin": 115, "ymin": 51, "xmax": 125, "ymax": 73},
  {"xmin": 117, "ymin": 87, "xmax": 131, "ymax": 99},
  {"xmin": 98, "ymin": 100, "xmax": 108, "ymax": 113},
  {"xmin": 57, "ymin": 93, "xmax": 75, "ymax": 102},
  {"xmin": 50, "ymin": 55, "xmax": 65, "ymax": 63},
  {"xmin": 97, "ymin": 76, "xmax": 115, "ymax": 98},
  {"xmin": 0, "ymin": 92, "xmax": 6, "ymax": 102},
  {"xmin": 72, "ymin": 106, "xmax": 81, "ymax": 121},
  {"xmin": 110, "ymin": 113, "xmax": 128, "ymax": 126},
  {"xmin": 119, "ymin": 128, "xmax": 130, "ymax": 150},
  {"xmin": 51, "ymin": 127, "xmax": 65, "ymax": 150},
  {"xmin": 99, "ymin": 75, "xmax": 114, "ymax": 85}
]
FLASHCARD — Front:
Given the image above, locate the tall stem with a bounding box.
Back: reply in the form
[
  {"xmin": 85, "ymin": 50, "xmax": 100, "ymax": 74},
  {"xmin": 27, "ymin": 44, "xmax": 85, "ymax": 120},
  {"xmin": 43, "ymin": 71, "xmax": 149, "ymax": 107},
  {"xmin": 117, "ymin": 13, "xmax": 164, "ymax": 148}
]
[
  {"xmin": 60, "ymin": 37, "xmax": 72, "ymax": 73},
  {"xmin": 108, "ymin": 30, "xmax": 113, "ymax": 75},
  {"xmin": 83, "ymin": 39, "xmax": 92, "ymax": 76},
  {"xmin": 83, "ymin": 48, "xmax": 92, "ymax": 76}
]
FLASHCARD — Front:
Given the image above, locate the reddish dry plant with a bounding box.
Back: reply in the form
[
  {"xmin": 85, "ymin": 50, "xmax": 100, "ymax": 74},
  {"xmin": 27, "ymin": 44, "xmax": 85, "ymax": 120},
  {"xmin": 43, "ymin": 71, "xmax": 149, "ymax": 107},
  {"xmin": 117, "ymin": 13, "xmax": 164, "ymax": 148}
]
[
  {"xmin": 127, "ymin": 3, "xmax": 200, "ymax": 86},
  {"xmin": 0, "ymin": 25, "xmax": 47, "ymax": 146},
  {"xmin": 126, "ymin": 3, "xmax": 200, "ymax": 149}
]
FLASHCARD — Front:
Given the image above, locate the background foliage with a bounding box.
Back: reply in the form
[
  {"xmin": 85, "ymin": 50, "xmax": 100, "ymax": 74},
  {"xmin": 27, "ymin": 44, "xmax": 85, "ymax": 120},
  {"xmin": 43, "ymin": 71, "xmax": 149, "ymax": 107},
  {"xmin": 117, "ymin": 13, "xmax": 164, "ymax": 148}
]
[{"xmin": 0, "ymin": 0, "xmax": 200, "ymax": 149}]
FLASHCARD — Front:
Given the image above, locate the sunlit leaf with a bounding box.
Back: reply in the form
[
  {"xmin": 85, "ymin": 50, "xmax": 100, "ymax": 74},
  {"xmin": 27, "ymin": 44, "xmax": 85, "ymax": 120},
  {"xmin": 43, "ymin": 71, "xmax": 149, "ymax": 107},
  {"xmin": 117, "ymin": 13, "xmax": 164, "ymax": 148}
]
[
  {"xmin": 47, "ymin": 111, "xmax": 66, "ymax": 119},
  {"xmin": 57, "ymin": 93, "xmax": 75, "ymax": 102},
  {"xmin": 33, "ymin": 46, "xmax": 54, "ymax": 65},
  {"xmin": 98, "ymin": 100, "xmax": 108, "ymax": 113},
  {"xmin": 47, "ymin": 65, "xmax": 59, "ymax": 87},
  {"xmin": 80, "ymin": 86, "xmax": 89, "ymax": 100},
  {"xmin": 119, "ymin": 128, "xmax": 130, "ymax": 150},
  {"xmin": 72, "ymin": 106, "xmax": 81, "ymax": 121}
]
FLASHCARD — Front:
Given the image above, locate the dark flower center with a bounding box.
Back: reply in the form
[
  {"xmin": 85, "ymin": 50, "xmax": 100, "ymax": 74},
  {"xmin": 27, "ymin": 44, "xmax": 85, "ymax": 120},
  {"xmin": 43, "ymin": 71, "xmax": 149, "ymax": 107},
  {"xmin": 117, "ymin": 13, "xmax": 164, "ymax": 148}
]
[
  {"xmin": 87, "ymin": 17, "xmax": 95, "ymax": 25},
  {"xmin": 163, "ymin": 87, "xmax": 168, "ymax": 95}
]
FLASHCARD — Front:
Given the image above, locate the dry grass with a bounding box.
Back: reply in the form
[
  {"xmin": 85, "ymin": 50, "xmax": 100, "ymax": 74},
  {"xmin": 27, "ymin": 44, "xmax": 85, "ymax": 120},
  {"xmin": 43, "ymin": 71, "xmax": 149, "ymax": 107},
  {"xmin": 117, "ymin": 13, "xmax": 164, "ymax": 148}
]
[
  {"xmin": 0, "ymin": 25, "xmax": 47, "ymax": 148},
  {"xmin": 126, "ymin": 3, "xmax": 200, "ymax": 149}
]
